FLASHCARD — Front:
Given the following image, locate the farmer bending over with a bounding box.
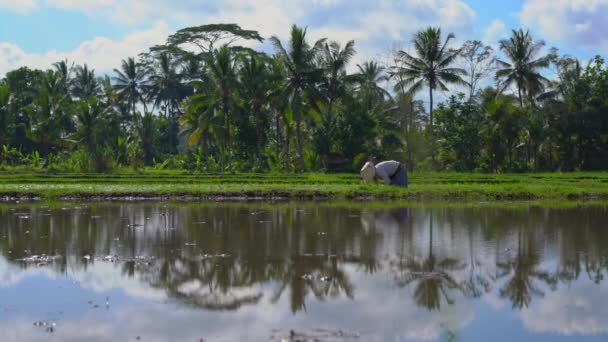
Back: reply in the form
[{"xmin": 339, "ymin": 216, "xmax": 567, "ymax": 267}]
[{"xmin": 360, "ymin": 160, "xmax": 408, "ymax": 187}]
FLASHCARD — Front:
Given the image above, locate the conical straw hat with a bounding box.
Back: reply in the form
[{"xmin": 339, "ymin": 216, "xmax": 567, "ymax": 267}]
[{"xmin": 360, "ymin": 161, "xmax": 376, "ymax": 183}]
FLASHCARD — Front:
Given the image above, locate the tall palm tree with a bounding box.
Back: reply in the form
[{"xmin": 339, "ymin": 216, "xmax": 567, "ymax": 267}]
[
  {"xmin": 204, "ymin": 46, "xmax": 239, "ymax": 155},
  {"xmin": 319, "ymin": 40, "xmax": 356, "ymax": 112},
  {"xmin": 113, "ymin": 57, "xmax": 149, "ymax": 118},
  {"xmin": 146, "ymin": 52, "xmax": 183, "ymax": 119},
  {"xmin": 25, "ymin": 71, "xmax": 71, "ymax": 154},
  {"xmin": 131, "ymin": 111, "xmax": 161, "ymax": 165},
  {"xmin": 238, "ymin": 52, "xmax": 273, "ymax": 165},
  {"xmin": 269, "ymin": 25, "xmax": 325, "ymax": 170},
  {"xmin": 0, "ymin": 84, "xmax": 12, "ymax": 147},
  {"xmin": 72, "ymin": 64, "xmax": 99, "ymax": 99},
  {"xmin": 355, "ymin": 61, "xmax": 390, "ymax": 113},
  {"xmin": 392, "ymin": 27, "xmax": 466, "ymax": 164},
  {"xmin": 496, "ymin": 29, "xmax": 551, "ymax": 107},
  {"xmin": 146, "ymin": 52, "xmax": 184, "ymax": 152},
  {"xmin": 182, "ymin": 46, "xmax": 238, "ymax": 167},
  {"xmin": 73, "ymin": 98, "xmax": 110, "ymax": 152},
  {"xmin": 52, "ymin": 59, "xmax": 74, "ymax": 95}
]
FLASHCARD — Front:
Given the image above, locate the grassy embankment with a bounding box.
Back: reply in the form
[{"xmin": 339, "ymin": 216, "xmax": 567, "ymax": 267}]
[{"xmin": 1, "ymin": 170, "xmax": 608, "ymax": 201}]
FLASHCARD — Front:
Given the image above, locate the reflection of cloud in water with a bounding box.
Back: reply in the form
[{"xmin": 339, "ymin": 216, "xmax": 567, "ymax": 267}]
[
  {"xmin": 69, "ymin": 262, "xmax": 166, "ymax": 302},
  {"xmin": 0, "ymin": 256, "xmax": 475, "ymax": 342},
  {"xmin": 0, "ymin": 257, "xmax": 59, "ymax": 288},
  {"xmin": 520, "ymin": 282, "xmax": 608, "ymax": 336},
  {"xmin": 0, "ymin": 256, "xmax": 166, "ymax": 302}
]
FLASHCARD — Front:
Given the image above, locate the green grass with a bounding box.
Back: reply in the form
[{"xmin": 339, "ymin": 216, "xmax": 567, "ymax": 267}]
[{"xmin": 1, "ymin": 169, "xmax": 608, "ymax": 201}]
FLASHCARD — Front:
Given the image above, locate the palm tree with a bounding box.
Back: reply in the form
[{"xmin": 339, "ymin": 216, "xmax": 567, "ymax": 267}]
[
  {"xmin": 496, "ymin": 29, "xmax": 551, "ymax": 107},
  {"xmin": 354, "ymin": 61, "xmax": 390, "ymax": 113},
  {"xmin": 113, "ymin": 57, "xmax": 149, "ymax": 118},
  {"xmin": 146, "ymin": 52, "xmax": 184, "ymax": 152},
  {"xmin": 238, "ymin": 52, "xmax": 273, "ymax": 165},
  {"xmin": 0, "ymin": 84, "xmax": 12, "ymax": 147},
  {"xmin": 146, "ymin": 52, "xmax": 183, "ymax": 119},
  {"xmin": 131, "ymin": 111, "xmax": 161, "ymax": 165},
  {"xmin": 181, "ymin": 46, "xmax": 238, "ymax": 167},
  {"xmin": 52, "ymin": 59, "xmax": 73, "ymax": 95},
  {"xmin": 319, "ymin": 40, "xmax": 356, "ymax": 112},
  {"xmin": 269, "ymin": 25, "xmax": 325, "ymax": 170},
  {"xmin": 392, "ymin": 27, "xmax": 466, "ymax": 164},
  {"xmin": 25, "ymin": 71, "xmax": 71, "ymax": 154},
  {"xmin": 72, "ymin": 64, "xmax": 99, "ymax": 99},
  {"xmin": 73, "ymin": 98, "xmax": 109, "ymax": 150},
  {"xmin": 204, "ymin": 46, "xmax": 239, "ymax": 156}
]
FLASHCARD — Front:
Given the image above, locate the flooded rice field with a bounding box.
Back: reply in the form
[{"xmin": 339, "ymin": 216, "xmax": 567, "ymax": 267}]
[{"xmin": 0, "ymin": 202, "xmax": 607, "ymax": 341}]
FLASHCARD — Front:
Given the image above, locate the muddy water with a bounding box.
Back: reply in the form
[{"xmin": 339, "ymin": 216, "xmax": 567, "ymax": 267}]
[{"xmin": 0, "ymin": 202, "xmax": 607, "ymax": 341}]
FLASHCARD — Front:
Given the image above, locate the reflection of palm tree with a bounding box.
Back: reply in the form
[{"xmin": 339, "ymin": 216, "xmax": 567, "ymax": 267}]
[
  {"xmin": 142, "ymin": 257, "xmax": 264, "ymax": 311},
  {"xmin": 497, "ymin": 227, "xmax": 556, "ymax": 309},
  {"xmin": 391, "ymin": 214, "xmax": 465, "ymax": 311},
  {"xmin": 270, "ymin": 255, "xmax": 355, "ymax": 313}
]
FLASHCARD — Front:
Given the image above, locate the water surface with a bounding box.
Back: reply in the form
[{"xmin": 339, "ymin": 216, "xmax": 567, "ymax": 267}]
[{"xmin": 1, "ymin": 202, "xmax": 607, "ymax": 341}]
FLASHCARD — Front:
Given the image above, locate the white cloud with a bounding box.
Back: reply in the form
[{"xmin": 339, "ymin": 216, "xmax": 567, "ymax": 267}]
[
  {"xmin": 483, "ymin": 19, "xmax": 507, "ymax": 46},
  {"xmin": 0, "ymin": 0, "xmax": 38, "ymax": 13},
  {"xmin": 520, "ymin": 282, "xmax": 608, "ymax": 336},
  {"xmin": 46, "ymin": 0, "xmax": 115, "ymax": 12},
  {"xmin": 0, "ymin": 21, "xmax": 171, "ymax": 75},
  {"xmin": 1, "ymin": 0, "xmax": 477, "ymax": 79},
  {"xmin": 520, "ymin": 0, "xmax": 608, "ymax": 51}
]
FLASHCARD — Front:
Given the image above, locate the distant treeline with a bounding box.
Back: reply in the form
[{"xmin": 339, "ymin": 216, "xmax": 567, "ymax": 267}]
[{"xmin": 0, "ymin": 23, "xmax": 606, "ymax": 172}]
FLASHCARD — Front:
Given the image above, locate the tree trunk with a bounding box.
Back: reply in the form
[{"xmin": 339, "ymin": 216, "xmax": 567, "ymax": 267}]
[
  {"xmin": 295, "ymin": 117, "xmax": 305, "ymax": 171},
  {"xmin": 223, "ymin": 96, "xmax": 231, "ymax": 159},
  {"xmin": 275, "ymin": 108, "xmax": 282, "ymax": 158},
  {"xmin": 254, "ymin": 104, "xmax": 264, "ymax": 166},
  {"xmin": 407, "ymin": 99, "xmax": 414, "ymax": 172},
  {"xmin": 429, "ymin": 86, "xmax": 435, "ymax": 166},
  {"xmin": 518, "ymin": 87, "xmax": 523, "ymax": 107}
]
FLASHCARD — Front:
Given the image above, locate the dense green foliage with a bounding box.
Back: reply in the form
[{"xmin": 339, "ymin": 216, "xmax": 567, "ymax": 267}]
[{"xmin": 1, "ymin": 24, "xmax": 607, "ymax": 173}]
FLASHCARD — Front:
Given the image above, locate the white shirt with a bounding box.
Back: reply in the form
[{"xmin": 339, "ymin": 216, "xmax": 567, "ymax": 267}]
[{"xmin": 375, "ymin": 160, "xmax": 401, "ymax": 185}]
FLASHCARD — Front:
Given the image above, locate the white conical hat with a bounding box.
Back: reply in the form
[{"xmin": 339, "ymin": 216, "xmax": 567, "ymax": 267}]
[{"xmin": 360, "ymin": 161, "xmax": 376, "ymax": 183}]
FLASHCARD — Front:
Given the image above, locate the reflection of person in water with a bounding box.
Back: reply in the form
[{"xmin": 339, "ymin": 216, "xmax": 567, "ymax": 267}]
[{"xmin": 360, "ymin": 208, "xmax": 409, "ymax": 234}]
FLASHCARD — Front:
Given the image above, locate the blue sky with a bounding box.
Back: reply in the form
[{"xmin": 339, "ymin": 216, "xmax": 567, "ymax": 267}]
[{"xmin": 1, "ymin": 0, "xmax": 607, "ymax": 76}]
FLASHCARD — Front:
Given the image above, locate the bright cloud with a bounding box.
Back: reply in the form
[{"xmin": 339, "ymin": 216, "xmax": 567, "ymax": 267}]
[
  {"xmin": 0, "ymin": 0, "xmax": 38, "ymax": 13},
  {"xmin": 0, "ymin": 0, "xmax": 478, "ymax": 76},
  {"xmin": 483, "ymin": 19, "xmax": 507, "ymax": 46},
  {"xmin": 521, "ymin": 0, "xmax": 608, "ymax": 51},
  {"xmin": 0, "ymin": 21, "xmax": 171, "ymax": 75},
  {"xmin": 520, "ymin": 282, "xmax": 608, "ymax": 336}
]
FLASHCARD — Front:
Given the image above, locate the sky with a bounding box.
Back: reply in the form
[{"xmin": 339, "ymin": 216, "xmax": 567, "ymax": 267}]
[{"xmin": 1, "ymin": 0, "xmax": 607, "ymax": 77}]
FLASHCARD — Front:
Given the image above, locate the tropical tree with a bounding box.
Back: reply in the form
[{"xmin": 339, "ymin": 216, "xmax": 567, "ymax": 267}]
[
  {"xmin": 354, "ymin": 61, "xmax": 390, "ymax": 113},
  {"xmin": 52, "ymin": 59, "xmax": 74, "ymax": 94},
  {"xmin": 319, "ymin": 40, "xmax": 356, "ymax": 112},
  {"xmin": 238, "ymin": 52, "xmax": 274, "ymax": 165},
  {"xmin": 72, "ymin": 64, "xmax": 99, "ymax": 99},
  {"xmin": 204, "ymin": 46, "xmax": 239, "ymax": 155},
  {"xmin": 0, "ymin": 84, "xmax": 12, "ymax": 147},
  {"xmin": 146, "ymin": 52, "xmax": 184, "ymax": 152},
  {"xmin": 72, "ymin": 98, "xmax": 113, "ymax": 170},
  {"xmin": 269, "ymin": 25, "xmax": 325, "ymax": 170},
  {"xmin": 459, "ymin": 40, "xmax": 495, "ymax": 98},
  {"xmin": 113, "ymin": 57, "xmax": 149, "ymax": 117},
  {"xmin": 131, "ymin": 111, "xmax": 162, "ymax": 165},
  {"xmin": 25, "ymin": 71, "xmax": 71, "ymax": 154},
  {"xmin": 392, "ymin": 27, "xmax": 466, "ymax": 164},
  {"xmin": 495, "ymin": 29, "xmax": 551, "ymax": 107}
]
